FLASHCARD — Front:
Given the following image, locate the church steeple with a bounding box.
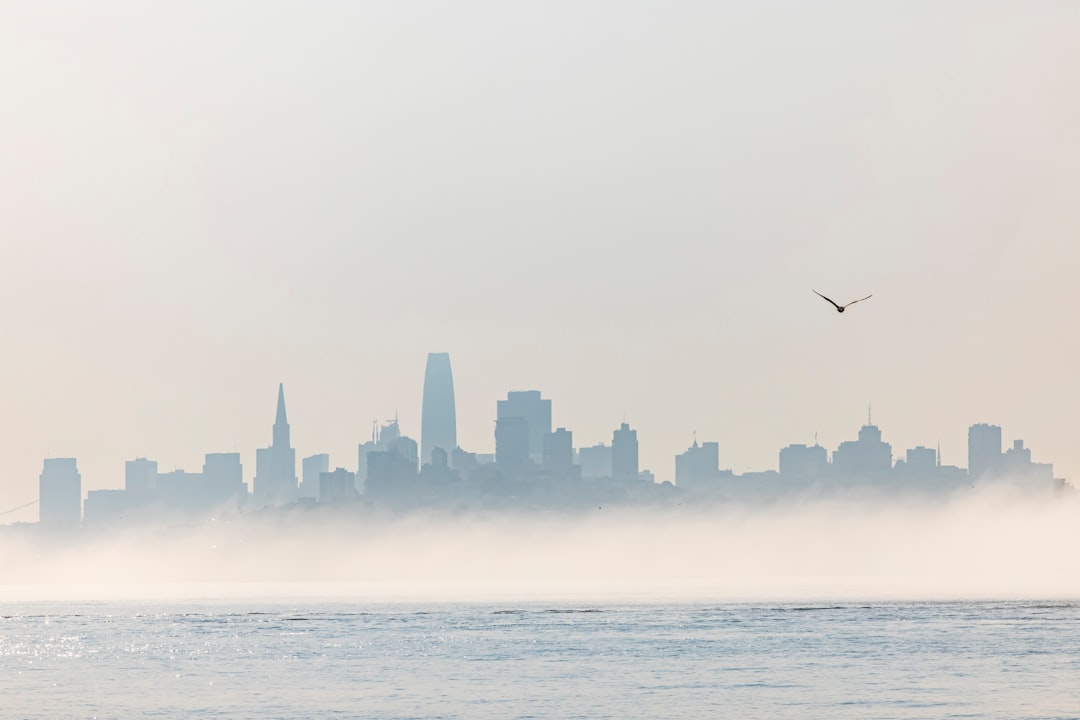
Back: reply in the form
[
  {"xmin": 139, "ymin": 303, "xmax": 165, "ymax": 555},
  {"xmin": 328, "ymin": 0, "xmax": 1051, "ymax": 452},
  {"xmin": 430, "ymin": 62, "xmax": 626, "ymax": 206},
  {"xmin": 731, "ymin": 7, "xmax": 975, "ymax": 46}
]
[{"xmin": 273, "ymin": 383, "xmax": 290, "ymax": 448}]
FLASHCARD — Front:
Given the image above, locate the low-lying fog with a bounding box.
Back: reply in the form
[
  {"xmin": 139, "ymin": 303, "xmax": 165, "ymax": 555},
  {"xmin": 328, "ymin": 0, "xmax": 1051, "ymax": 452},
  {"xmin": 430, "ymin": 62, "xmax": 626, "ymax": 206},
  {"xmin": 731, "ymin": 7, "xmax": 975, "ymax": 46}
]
[{"xmin": 4, "ymin": 485, "xmax": 1079, "ymax": 603}]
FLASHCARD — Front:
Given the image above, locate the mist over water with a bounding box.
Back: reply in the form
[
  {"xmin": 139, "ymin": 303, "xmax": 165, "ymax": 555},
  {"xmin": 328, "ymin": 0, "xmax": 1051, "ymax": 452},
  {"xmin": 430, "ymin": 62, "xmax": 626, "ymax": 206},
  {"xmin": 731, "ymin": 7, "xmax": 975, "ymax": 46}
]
[{"xmin": 5, "ymin": 484, "xmax": 1078, "ymax": 603}]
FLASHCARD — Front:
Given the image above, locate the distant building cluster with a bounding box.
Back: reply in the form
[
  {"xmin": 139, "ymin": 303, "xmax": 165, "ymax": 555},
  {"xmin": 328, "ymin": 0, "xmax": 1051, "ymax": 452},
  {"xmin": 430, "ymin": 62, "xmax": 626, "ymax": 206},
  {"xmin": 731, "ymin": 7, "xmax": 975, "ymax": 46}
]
[{"xmin": 31, "ymin": 353, "xmax": 1069, "ymax": 531}]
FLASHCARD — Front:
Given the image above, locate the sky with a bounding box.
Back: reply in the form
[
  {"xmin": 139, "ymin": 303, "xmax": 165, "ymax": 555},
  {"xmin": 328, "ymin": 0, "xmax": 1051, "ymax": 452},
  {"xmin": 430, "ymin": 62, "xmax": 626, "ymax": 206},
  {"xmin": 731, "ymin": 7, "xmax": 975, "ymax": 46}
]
[{"xmin": 1, "ymin": 2, "xmax": 1079, "ymax": 522}]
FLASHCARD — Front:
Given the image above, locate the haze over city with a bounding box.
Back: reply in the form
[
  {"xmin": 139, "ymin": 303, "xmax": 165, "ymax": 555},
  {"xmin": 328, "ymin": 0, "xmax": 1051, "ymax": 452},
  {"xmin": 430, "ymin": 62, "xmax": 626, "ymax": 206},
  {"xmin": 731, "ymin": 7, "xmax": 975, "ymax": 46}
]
[
  {"xmin": 2, "ymin": 2, "xmax": 1079, "ymax": 525},
  {"xmin": 5, "ymin": 5, "xmax": 1080, "ymax": 719}
]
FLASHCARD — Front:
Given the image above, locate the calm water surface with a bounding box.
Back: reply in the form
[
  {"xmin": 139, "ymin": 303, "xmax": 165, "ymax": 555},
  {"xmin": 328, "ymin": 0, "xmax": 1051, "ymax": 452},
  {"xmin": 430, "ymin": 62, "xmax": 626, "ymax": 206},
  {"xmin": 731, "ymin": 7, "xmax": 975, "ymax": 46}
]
[{"xmin": 3, "ymin": 599, "xmax": 1079, "ymax": 719}]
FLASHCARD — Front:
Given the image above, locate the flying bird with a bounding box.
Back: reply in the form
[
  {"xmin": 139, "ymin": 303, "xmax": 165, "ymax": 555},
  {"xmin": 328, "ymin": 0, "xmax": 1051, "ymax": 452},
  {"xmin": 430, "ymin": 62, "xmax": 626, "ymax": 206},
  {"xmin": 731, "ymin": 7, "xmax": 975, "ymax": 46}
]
[{"xmin": 813, "ymin": 290, "xmax": 872, "ymax": 313}]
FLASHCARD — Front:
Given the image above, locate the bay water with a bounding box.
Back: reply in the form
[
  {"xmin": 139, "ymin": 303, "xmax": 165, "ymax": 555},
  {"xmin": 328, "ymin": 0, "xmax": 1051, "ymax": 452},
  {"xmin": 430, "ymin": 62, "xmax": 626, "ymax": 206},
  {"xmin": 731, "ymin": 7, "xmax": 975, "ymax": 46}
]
[{"xmin": 4, "ymin": 598, "xmax": 1079, "ymax": 719}]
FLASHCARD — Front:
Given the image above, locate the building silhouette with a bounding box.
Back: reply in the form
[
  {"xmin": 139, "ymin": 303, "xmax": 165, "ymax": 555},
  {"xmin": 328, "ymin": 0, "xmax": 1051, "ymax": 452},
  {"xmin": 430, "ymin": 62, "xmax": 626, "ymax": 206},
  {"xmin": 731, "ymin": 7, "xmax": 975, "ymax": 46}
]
[
  {"xmin": 125, "ymin": 458, "xmax": 157, "ymax": 492},
  {"xmin": 778, "ymin": 443, "xmax": 829, "ymax": 484},
  {"xmin": 254, "ymin": 383, "xmax": 298, "ymax": 507},
  {"xmin": 832, "ymin": 422, "xmax": 892, "ymax": 481},
  {"xmin": 202, "ymin": 452, "xmax": 245, "ymax": 505},
  {"xmin": 676, "ymin": 439, "xmax": 725, "ymax": 490},
  {"xmin": 968, "ymin": 423, "xmax": 1002, "ymax": 480},
  {"xmin": 160, "ymin": 461, "xmax": 243, "ymax": 516},
  {"xmin": 20, "ymin": 351, "xmax": 1078, "ymax": 532},
  {"xmin": 999, "ymin": 439, "xmax": 1054, "ymax": 488},
  {"xmin": 357, "ymin": 418, "xmax": 403, "ymax": 492},
  {"xmin": 319, "ymin": 467, "xmax": 358, "ymax": 502},
  {"xmin": 612, "ymin": 423, "xmax": 639, "ymax": 483},
  {"xmin": 300, "ymin": 453, "xmax": 329, "ymax": 499},
  {"xmin": 420, "ymin": 352, "xmax": 457, "ymax": 466},
  {"xmin": 39, "ymin": 458, "xmax": 81, "ymax": 529},
  {"xmin": 495, "ymin": 416, "xmax": 531, "ymax": 467},
  {"xmin": 83, "ymin": 489, "xmax": 130, "ymax": 527},
  {"xmin": 389, "ymin": 435, "xmax": 418, "ymax": 471},
  {"xmin": 578, "ymin": 443, "xmax": 612, "ymax": 479},
  {"xmin": 904, "ymin": 446, "xmax": 937, "ymax": 475},
  {"xmin": 497, "ymin": 391, "xmax": 552, "ymax": 464},
  {"xmin": 543, "ymin": 428, "xmax": 574, "ymax": 474},
  {"xmin": 420, "ymin": 446, "xmax": 456, "ymax": 489},
  {"xmin": 366, "ymin": 435, "xmax": 419, "ymax": 500}
]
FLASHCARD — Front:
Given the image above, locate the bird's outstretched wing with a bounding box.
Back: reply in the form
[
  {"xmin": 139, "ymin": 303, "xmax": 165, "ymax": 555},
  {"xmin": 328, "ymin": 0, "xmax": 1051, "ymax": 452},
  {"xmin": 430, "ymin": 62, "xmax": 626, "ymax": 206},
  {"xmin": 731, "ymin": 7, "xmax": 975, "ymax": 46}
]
[
  {"xmin": 841, "ymin": 294, "xmax": 873, "ymax": 309},
  {"xmin": 813, "ymin": 290, "xmax": 843, "ymax": 311}
]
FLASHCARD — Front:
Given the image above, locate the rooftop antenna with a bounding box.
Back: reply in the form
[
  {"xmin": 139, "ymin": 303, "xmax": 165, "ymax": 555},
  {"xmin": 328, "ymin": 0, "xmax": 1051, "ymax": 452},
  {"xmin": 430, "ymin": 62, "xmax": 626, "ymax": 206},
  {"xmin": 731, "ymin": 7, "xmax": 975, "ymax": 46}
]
[
  {"xmin": 937, "ymin": 439, "xmax": 942, "ymax": 467},
  {"xmin": 868, "ymin": 403, "xmax": 872, "ymax": 426},
  {"xmin": 692, "ymin": 429, "xmax": 698, "ymax": 448},
  {"xmin": 814, "ymin": 430, "xmax": 818, "ymax": 446}
]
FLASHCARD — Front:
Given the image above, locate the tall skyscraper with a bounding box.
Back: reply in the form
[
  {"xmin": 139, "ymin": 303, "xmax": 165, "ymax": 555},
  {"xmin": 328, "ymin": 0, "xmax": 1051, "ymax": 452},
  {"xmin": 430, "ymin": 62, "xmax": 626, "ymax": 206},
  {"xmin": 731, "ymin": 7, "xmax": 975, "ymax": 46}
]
[
  {"xmin": 39, "ymin": 458, "xmax": 81, "ymax": 529},
  {"xmin": 968, "ymin": 423, "xmax": 1002, "ymax": 480},
  {"xmin": 254, "ymin": 383, "xmax": 298, "ymax": 507},
  {"xmin": 496, "ymin": 391, "xmax": 552, "ymax": 463},
  {"xmin": 421, "ymin": 352, "xmax": 457, "ymax": 466},
  {"xmin": 612, "ymin": 423, "xmax": 639, "ymax": 483}
]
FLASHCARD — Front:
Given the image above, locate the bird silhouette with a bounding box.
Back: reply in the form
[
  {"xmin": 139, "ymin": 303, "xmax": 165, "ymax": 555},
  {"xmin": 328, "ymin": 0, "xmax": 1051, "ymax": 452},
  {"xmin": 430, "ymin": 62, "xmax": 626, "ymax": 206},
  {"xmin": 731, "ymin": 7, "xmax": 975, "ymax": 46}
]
[{"xmin": 813, "ymin": 290, "xmax": 872, "ymax": 313}]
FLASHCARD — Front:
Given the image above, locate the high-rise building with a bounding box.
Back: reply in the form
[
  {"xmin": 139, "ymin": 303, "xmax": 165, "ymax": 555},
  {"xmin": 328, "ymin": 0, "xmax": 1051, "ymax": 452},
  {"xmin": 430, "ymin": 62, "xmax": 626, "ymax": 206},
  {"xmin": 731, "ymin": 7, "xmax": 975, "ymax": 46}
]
[
  {"xmin": 203, "ymin": 452, "xmax": 246, "ymax": 506},
  {"xmin": 357, "ymin": 418, "xmax": 404, "ymax": 493},
  {"xmin": 676, "ymin": 440, "xmax": 723, "ymax": 490},
  {"xmin": 420, "ymin": 352, "xmax": 457, "ymax": 466},
  {"xmin": 497, "ymin": 391, "xmax": 552, "ymax": 464},
  {"xmin": 832, "ymin": 423, "xmax": 892, "ymax": 481},
  {"xmin": 254, "ymin": 383, "xmax": 298, "ymax": 507},
  {"xmin": 125, "ymin": 458, "xmax": 158, "ymax": 492},
  {"xmin": 39, "ymin": 458, "xmax": 81, "ymax": 529},
  {"xmin": 155, "ymin": 469, "xmax": 207, "ymax": 513},
  {"xmin": 389, "ymin": 436, "xmax": 419, "ymax": 472},
  {"xmin": 543, "ymin": 428, "xmax": 574, "ymax": 474},
  {"xmin": 366, "ymin": 437, "xmax": 419, "ymax": 499},
  {"xmin": 578, "ymin": 443, "xmax": 612, "ymax": 479},
  {"xmin": 300, "ymin": 453, "xmax": 330, "ymax": 499},
  {"xmin": 319, "ymin": 468, "xmax": 358, "ymax": 502},
  {"xmin": 905, "ymin": 446, "xmax": 937, "ymax": 475},
  {"xmin": 495, "ymin": 416, "xmax": 530, "ymax": 466},
  {"xmin": 778, "ymin": 443, "xmax": 829, "ymax": 483},
  {"xmin": 1000, "ymin": 439, "xmax": 1054, "ymax": 487},
  {"xmin": 968, "ymin": 423, "xmax": 1002, "ymax": 480},
  {"xmin": 612, "ymin": 423, "xmax": 639, "ymax": 483}
]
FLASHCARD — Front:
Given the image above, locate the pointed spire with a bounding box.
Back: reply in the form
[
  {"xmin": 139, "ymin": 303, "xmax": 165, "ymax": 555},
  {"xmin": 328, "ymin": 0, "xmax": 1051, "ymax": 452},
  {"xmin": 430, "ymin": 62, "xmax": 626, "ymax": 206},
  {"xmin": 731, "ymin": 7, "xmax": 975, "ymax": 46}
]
[
  {"xmin": 271, "ymin": 383, "xmax": 291, "ymax": 449},
  {"xmin": 276, "ymin": 383, "xmax": 288, "ymax": 425}
]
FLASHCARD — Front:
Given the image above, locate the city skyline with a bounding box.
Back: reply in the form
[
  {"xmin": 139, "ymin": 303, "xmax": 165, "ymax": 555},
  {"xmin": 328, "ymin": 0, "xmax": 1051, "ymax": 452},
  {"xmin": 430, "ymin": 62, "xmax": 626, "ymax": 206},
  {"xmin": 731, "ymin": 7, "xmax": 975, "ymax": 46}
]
[
  {"xmin": 3, "ymin": 4, "xmax": 1079, "ymax": 719},
  {"xmin": 14, "ymin": 350, "xmax": 1070, "ymax": 527},
  {"xmin": 2, "ymin": 2, "xmax": 1079, "ymax": 524}
]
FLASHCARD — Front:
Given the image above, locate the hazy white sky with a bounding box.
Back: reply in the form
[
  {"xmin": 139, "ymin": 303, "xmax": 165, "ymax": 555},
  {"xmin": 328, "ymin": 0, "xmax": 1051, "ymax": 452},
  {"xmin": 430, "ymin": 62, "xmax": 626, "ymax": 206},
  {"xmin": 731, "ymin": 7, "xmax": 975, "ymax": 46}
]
[{"xmin": 1, "ymin": 2, "xmax": 1078, "ymax": 521}]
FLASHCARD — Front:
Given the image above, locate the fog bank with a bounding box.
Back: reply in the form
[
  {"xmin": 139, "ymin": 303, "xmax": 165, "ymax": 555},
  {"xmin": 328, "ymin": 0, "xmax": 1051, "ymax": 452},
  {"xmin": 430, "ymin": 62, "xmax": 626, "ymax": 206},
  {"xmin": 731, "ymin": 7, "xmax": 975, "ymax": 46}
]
[{"xmin": 3, "ymin": 487, "xmax": 1079, "ymax": 603}]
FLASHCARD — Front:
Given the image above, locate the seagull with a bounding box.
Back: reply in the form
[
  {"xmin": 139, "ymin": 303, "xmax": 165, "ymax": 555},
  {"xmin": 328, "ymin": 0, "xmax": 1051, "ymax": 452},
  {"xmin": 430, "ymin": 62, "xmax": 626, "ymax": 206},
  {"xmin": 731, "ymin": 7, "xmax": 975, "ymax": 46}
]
[{"xmin": 813, "ymin": 290, "xmax": 872, "ymax": 313}]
